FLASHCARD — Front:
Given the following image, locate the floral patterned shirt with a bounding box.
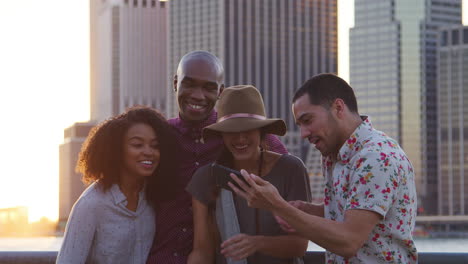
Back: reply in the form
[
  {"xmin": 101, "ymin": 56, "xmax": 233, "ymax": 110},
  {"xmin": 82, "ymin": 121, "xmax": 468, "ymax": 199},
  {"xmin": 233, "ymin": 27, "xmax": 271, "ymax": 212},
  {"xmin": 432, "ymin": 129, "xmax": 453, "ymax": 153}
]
[{"xmin": 322, "ymin": 116, "xmax": 418, "ymax": 263}]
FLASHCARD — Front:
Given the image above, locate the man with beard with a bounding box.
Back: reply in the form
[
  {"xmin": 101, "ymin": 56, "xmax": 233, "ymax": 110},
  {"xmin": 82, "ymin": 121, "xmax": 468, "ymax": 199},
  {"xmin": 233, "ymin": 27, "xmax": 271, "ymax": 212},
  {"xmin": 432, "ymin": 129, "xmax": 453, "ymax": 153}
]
[{"xmin": 229, "ymin": 74, "xmax": 418, "ymax": 263}]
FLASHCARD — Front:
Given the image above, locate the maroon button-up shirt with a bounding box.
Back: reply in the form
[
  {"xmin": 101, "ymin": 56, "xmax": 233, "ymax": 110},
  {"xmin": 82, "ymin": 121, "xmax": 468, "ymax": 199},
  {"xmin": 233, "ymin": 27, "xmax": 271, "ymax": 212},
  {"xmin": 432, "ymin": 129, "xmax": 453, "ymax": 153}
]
[{"xmin": 146, "ymin": 111, "xmax": 288, "ymax": 264}]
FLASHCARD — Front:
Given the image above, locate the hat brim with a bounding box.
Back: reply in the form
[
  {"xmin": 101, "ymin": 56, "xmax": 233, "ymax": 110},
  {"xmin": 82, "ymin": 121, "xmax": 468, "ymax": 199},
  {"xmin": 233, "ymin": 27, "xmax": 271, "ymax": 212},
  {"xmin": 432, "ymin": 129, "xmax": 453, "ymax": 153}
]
[{"xmin": 202, "ymin": 117, "xmax": 287, "ymax": 140}]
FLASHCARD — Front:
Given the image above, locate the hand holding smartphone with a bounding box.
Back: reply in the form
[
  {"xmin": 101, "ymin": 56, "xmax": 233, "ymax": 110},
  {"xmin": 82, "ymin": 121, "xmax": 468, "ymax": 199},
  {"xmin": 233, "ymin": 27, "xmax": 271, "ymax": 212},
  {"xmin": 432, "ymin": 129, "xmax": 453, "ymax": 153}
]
[{"xmin": 211, "ymin": 163, "xmax": 251, "ymax": 192}]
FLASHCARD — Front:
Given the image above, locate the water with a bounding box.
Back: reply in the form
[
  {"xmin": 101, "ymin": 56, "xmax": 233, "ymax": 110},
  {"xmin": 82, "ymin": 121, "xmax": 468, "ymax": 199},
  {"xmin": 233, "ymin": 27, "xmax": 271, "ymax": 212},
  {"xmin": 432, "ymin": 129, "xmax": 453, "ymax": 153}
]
[
  {"xmin": 0, "ymin": 237, "xmax": 62, "ymax": 251},
  {"xmin": 308, "ymin": 238, "xmax": 468, "ymax": 253},
  {"xmin": 0, "ymin": 237, "xmax": 467, "ymax": 253}
]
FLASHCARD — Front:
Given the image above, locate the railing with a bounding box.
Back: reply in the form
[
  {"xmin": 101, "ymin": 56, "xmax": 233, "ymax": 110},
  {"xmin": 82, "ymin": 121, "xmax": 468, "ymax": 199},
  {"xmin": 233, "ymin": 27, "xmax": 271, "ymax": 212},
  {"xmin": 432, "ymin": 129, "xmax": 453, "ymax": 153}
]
[{"xmin": 0, "ymin": 251, "xmax": 467, "ymax": 264}]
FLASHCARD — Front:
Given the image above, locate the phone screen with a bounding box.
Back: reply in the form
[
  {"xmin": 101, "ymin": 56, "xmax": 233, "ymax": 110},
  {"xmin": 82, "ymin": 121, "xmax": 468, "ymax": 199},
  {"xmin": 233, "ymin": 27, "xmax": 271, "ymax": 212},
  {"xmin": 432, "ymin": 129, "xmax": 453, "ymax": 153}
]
[{"xmin": 211, "ymin": 163, "xmax": 250, "ymax": 192}]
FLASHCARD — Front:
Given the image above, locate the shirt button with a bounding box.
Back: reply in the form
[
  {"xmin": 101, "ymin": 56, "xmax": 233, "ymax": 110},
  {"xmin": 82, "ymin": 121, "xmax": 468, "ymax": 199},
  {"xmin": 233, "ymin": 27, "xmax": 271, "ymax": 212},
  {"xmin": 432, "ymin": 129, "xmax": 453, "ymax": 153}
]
[
  {"xmin": 182, "ymin": 228, "xmax": 187, "ymax": 232},
  {"xmin": 195, "ymin": 139, "xmax": 199, "ymax": 143},
  {"xmin": 195, "ymin": 162, "xmax": 200, "ymax": 166},
  {"xmin": 174, "ymin": 252, "xmax": 178, "ymax": 256}
]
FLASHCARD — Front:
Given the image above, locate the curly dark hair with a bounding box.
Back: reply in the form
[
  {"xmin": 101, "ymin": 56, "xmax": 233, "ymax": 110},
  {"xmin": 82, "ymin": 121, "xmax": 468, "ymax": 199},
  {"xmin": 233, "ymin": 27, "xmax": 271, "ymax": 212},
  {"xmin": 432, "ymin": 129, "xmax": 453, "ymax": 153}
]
[{"xmin": 76, "ymin": 105, "xmax": 180, "ymax": 206}]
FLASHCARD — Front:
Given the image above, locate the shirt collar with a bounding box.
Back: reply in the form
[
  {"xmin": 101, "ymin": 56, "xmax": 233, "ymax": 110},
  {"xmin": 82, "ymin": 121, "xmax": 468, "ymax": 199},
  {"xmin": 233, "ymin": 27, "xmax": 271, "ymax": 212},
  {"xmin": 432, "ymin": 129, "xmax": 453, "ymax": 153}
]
[
  {"xmin": 337, "ymin": 115, "xmax": 373, "ymax": 163},
  {"xmin": 109, "ymin": 183, "xmax": 146, "ymax": 206},
  {"xmin": 110, "ymin": 184, "xmax": 127, "ymax": 205},
  {"xmin": 171, "ymin": 111, "xmax": 218, "ymax": 138}
]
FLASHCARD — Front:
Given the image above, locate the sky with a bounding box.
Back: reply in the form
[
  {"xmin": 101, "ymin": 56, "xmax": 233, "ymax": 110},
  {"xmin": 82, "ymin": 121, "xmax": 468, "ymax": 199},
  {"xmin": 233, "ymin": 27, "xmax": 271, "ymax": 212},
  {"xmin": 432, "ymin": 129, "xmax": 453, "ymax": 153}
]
[
  {"xmin": 0, "ymin": 0, "xmax": 90, "ymax": 222},
  {"xmin": 0, "ymin": 0, "xmax": 465, "ymax": 222}
]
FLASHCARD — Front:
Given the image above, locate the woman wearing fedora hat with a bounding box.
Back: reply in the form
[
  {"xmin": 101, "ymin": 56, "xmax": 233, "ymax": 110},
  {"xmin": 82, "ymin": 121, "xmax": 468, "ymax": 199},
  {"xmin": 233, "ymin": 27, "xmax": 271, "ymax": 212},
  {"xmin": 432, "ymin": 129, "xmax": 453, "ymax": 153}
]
[{"xmin": 186, "ymin": 85, "xmax": 312, "ymax": 264}]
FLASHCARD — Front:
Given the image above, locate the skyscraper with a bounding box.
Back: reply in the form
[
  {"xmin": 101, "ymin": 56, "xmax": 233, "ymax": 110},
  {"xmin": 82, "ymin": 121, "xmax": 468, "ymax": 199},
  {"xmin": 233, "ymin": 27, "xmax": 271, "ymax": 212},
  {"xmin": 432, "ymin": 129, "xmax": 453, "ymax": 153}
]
[
  {"xmin": 167, "ymin": 0, "xmax": 337, "ymax": 193},
  {"xmin": 58, "ymin": 122, "xmax": 94, "ymax": 221},
  {"xmin": 437, "ymin": 25, "xmax": 468, "ymax": 215},
  {"xmin": 90, "ymin": 0, "xmax": 168, "ymax": 122},
  {"xmin": 350, "ymin": 0, "xmax": 462, "ymax": 214}
]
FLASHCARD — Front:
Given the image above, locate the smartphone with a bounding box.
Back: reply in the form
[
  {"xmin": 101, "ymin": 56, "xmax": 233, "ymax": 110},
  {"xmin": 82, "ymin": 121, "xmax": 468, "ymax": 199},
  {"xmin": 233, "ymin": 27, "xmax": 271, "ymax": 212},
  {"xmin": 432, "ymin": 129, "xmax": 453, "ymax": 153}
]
[{"xmin": 211, "ymin": 163, "xmax": 250, "ymax": 191}]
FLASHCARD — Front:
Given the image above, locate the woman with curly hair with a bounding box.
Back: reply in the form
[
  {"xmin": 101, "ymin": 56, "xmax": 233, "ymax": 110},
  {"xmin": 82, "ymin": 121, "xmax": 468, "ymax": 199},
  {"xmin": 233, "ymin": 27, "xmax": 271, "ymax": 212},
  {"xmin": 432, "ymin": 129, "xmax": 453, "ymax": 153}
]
[{"xmin": 57, "ymin": 106, "xmax": 179, "ymax": 264}]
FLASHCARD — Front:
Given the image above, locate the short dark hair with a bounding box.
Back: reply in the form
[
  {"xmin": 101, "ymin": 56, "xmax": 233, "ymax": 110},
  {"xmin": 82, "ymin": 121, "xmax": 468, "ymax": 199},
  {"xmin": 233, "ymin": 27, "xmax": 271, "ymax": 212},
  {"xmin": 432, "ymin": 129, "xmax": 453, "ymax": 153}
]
[
  {"xmin": 293, "ymin": 73, "xmax": 359, "ymax": 113},
  {"xmin": 76, "ymin": 105, "xmax": 180, "ymax": 205}
]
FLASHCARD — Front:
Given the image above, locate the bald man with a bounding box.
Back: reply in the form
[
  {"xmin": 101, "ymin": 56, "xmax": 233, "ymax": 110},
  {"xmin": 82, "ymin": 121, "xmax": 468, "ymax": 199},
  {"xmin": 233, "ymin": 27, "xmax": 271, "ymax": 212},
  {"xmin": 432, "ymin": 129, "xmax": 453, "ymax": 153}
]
[{"xmin": 146, "ymin": 51, "xmax": 287, "ymax": 264}]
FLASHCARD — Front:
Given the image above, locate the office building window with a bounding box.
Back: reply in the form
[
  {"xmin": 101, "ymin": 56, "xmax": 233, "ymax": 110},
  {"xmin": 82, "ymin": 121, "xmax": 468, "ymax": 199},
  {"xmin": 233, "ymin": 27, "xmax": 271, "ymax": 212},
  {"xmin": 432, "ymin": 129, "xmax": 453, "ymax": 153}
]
[
  {"xmin": 452, "ymin": 29, "xmax": 459, "ymax": 45},
  {"xmin": 464, "ymin": 28, "xmax": 468, "ymax": 44},
  {"xmin": 441, "ymin": 31, "xmax": 448, "ymax": 46}
]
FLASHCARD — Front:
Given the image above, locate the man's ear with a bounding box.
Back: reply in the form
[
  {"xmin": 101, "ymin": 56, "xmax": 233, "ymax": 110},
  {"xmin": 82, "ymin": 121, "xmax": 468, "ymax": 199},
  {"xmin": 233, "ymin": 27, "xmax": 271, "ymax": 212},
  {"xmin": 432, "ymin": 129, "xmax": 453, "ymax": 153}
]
[
  {"xmin": 218, "ymin": 84, "xmax": 225, "ymax": 97},
  {"xmin": 333, "ymin": 98, "xmax": 346, "ymax": 119},
  {"xmin": 173, "ymin": 75, "xmax": 178, "ymax": 92}
]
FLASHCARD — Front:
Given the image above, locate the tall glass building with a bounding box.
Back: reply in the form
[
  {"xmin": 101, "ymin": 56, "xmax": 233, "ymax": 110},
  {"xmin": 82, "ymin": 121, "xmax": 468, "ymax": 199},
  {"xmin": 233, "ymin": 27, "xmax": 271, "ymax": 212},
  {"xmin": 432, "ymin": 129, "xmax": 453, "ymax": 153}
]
[
  {"xmin": 350, "ymin": 0, "xmax": 462, "ymax": 214},
  {"xmin": 167, "ymin": 1, "xmax": 337, "ymax": 195},
  {"xmin": 438, "ymin": 25, "xmax": 468, "ymax": 215},
  {"xmin": 90, "ymin": 0, "xmax": 168, "ymax": 122}
]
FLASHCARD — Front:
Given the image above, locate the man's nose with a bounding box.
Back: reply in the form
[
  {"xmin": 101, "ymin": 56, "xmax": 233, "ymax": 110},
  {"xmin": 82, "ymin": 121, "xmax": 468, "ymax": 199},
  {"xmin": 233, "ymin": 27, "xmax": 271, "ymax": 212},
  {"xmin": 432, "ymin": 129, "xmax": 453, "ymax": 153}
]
[
  {"xmin": 300, "ymin": 127, "xmax": 310, "ymax": 139},
  {"xmin": 190, "ymin": 87, "xmax": 205, "ymax": 100}
]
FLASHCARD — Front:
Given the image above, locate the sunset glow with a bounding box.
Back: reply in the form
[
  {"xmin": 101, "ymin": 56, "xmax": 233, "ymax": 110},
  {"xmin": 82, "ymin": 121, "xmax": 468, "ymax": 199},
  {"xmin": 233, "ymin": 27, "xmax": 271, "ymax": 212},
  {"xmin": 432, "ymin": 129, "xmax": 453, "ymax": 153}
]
[{"xmin": 0, "ymin": 0, "xmax": 90, "ymax": 222}]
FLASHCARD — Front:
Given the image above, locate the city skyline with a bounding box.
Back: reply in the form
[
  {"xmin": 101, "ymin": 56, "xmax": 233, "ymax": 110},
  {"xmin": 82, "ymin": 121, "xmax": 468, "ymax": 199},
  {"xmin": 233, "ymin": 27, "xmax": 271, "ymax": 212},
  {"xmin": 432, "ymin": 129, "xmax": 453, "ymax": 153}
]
[
  {"xmin": 166, "ymin": 0, "xmax": 337, "ymax": 195},
  {"xmin": 0, "ymin": 0, "xmax": 466, "ymax": 222},
  {"xmin": 58, "ymin": 0, "xmax": 170, "ymax": 223},
  {"xmin": 350, "ymin": 0, "xmax": 463, "ymax": 215},
  {"xmin": 437, "ymin": 24, "xmax": 468, "ymax": 215}
]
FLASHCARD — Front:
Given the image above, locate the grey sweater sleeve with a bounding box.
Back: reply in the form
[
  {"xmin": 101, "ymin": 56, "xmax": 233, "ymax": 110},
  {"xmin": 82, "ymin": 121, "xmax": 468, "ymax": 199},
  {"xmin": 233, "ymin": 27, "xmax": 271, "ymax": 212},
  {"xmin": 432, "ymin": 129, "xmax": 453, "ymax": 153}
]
[{"xmin": 186, "ymin": 164, "xmax": 218, "ymax": 206}]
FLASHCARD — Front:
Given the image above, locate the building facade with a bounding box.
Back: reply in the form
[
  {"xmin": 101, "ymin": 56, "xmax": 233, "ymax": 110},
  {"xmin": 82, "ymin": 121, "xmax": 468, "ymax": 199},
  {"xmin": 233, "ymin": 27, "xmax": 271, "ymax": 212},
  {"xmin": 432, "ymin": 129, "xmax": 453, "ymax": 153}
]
[
  {"xmin": 90, "ymin": 0, "xmax": 168, "ymax": 122},
  {"xmin": 350, "ymin": 0, "xmax": 462, "ymax": 214},
  {"xmin": 437, "ymin": 25, "xmax": 468, "ymax": 215},
  {"xmin": 167, "ymin": 0, "xmax": 338, "ymax": 200},
  {"xmin": 58, "ymin": 122, "xmax": 94, "ymax": 221}
]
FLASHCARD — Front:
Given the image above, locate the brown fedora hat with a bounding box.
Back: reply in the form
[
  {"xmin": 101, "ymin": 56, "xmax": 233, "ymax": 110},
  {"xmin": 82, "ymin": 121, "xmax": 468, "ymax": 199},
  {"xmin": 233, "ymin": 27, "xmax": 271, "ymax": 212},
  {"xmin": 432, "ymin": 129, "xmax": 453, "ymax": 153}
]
[{"xmin": 203, "ymin": 85, "xmax": 287, "ymax": 140}]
